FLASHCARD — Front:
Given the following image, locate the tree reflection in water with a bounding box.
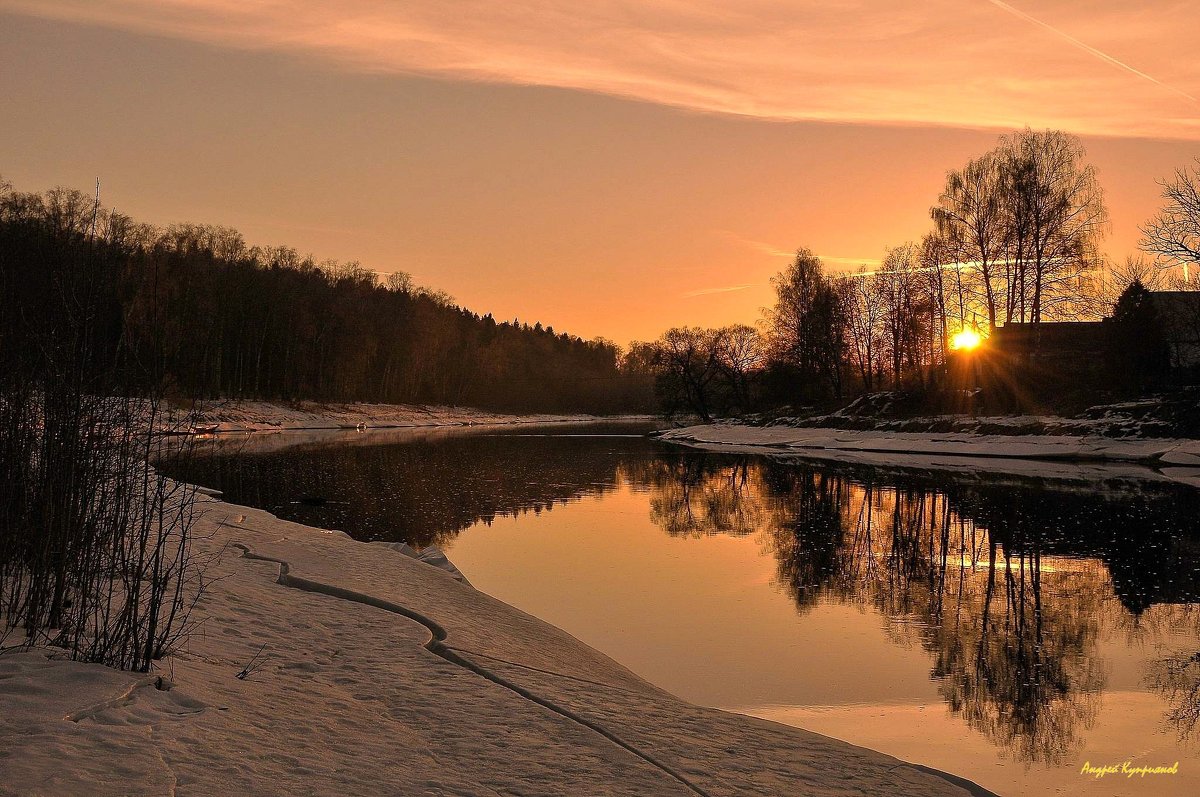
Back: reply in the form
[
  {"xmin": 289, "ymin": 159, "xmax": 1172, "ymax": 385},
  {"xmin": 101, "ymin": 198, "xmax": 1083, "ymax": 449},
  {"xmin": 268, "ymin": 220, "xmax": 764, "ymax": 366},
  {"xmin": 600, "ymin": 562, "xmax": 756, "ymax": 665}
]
[
  {"xmin": 640, "ymin": 457, "xmax": 767, "ymax": 539},
  {"xmin": 635, "ymin": 453, "xmax": 1200, "ymax": 765},
  {"xmin": 1145, "ymin": 592, "xmax": 1200, "ymax": 741},
  {"xmin": 176, "ymin": 427, "xmax": 643, "ymax": 547},
  {"xmin": 1149, "ymin": 645, "xmax": 1200, "ymax": 738}
]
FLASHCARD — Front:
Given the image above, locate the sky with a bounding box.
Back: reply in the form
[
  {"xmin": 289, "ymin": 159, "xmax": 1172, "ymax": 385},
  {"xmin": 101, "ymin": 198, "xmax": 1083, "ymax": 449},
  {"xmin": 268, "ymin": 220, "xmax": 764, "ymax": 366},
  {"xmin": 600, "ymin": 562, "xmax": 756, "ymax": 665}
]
[{"xmin": 2, "ymin": 1, "xmax": 1198, "ymax": 343}]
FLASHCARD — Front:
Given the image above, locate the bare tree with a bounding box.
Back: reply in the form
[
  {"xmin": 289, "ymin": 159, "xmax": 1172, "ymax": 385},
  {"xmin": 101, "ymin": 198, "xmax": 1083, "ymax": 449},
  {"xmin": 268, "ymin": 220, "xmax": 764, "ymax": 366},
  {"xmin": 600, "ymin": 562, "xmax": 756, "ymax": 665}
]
[
  {"xmin": 999, "ymin": 129, "xmax": 1108, "ymax": 324},
  {"xmin": 715, "ymin": 324, "xmax": 764, "ymax": 413},
  {"xmin": 1077, "ymin": 256, "xmax": 1166, "ymax": 318},
  {"xmin": 932, "ymin": 152, "xmax": 1007, "ymax": 329},
  {"xmin": 644, "ymin": 327, "xmax": 725, "ymax": 420},
  {"xmin": 836, "ymin": 270, "xmax": 887, "ymax": 392},
  {"xmin": 385, "ymin": 270, "xmax": 415, "ymax": 293},
  {"xmin": 1, "ymin": 189, "xmax": 205, "ymax": 671},
  {"xmin": 928, "ymin": 130, "xmax": 1107, "ymax": 333},
  {"xmin": 634, "ymin": 325, "xmax": 768, "ymax": 419},
  {"xmin": 874, "ymin": 243, "xmax": 934, "ymax": 388},
  {"xmin": 1141, "ymin": 158, "xmax": 1200, "ymax": 286}
]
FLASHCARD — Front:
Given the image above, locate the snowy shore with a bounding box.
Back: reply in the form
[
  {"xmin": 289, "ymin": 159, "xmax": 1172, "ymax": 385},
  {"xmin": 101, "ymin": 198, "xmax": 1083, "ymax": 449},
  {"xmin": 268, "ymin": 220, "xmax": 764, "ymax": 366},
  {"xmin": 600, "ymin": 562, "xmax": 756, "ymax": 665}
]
[
  {"xmin": 163, "ymin": 399, "xmax": 650, "ymax": 435},
  {"xmin": 657, "ymin": 423, "xmax": 1200, "ymax": 488},
  {"xmin": 1, "ymin": 490, "xmax": 991, "ymax": 796}
]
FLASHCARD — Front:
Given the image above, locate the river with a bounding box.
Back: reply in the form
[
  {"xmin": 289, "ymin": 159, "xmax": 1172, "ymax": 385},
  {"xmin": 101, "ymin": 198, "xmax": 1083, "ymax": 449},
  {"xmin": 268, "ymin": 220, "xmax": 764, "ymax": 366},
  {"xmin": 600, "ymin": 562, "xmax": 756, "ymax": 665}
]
[{"xmin": 161, "ymin": 421, "xmax": 1200, "ymax": 797}]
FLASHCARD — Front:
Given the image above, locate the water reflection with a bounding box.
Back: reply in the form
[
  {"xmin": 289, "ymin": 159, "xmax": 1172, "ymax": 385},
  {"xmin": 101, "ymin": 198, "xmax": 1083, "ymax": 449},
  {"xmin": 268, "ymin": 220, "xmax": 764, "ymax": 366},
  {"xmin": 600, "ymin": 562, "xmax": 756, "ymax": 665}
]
[
  {"xmin": 166, "ymin": 428, "xmax": 1200, "ymax": 766},
  {"xmin": 177, "ymin": 425, "xmax": 652, "ymax": 546},
  {"xmin": 763, "ymin": 471, "xmax": 1106, "ymax": 765},
  {"xmin": 641, "ymin": 458, "xmax": 766, "ymax": 538},
  {"xmin": 639, "ymin": 454, "xmax": 1200, "ymax": 763},
  {"xmin": 1148, "ymin": 608, "xmax": 1200, "ymax": 740}
]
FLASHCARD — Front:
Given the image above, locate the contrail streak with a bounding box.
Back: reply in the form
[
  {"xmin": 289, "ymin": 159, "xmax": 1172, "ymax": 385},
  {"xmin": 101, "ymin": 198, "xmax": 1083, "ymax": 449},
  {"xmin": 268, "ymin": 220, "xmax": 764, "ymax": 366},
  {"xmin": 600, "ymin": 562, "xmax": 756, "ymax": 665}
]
[
  {"xmin": 986, "ymin": 0, "xmax": 1198, "ymax": 105},
  {"xmin": 682, "ymin": 284, "xmax": 760, "ymax": 298}
]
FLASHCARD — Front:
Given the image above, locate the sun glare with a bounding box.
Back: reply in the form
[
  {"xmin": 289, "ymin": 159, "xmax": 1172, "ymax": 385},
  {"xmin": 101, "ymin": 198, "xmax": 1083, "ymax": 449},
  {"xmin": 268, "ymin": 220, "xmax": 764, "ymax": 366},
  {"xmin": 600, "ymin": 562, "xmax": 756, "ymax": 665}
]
[{"xmin": 950, "ymin": 329, "xmax": 983, "ymax": 351}]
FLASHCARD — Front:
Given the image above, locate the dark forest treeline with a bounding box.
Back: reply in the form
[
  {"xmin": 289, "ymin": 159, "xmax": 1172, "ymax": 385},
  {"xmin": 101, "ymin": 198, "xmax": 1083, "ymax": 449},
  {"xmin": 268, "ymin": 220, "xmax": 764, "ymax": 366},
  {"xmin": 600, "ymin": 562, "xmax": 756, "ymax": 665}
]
[{"xmin": 0, "ymin": 180, "xmax": 653, "ymax": 414}]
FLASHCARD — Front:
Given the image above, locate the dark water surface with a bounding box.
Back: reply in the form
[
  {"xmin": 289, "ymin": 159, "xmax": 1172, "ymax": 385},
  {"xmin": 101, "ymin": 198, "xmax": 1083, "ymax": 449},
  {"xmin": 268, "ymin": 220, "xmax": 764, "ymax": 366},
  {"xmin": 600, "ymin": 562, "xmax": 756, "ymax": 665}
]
[{"xmin": 163, "ymin": 422, "xmax": 1200, "ymax": 797}]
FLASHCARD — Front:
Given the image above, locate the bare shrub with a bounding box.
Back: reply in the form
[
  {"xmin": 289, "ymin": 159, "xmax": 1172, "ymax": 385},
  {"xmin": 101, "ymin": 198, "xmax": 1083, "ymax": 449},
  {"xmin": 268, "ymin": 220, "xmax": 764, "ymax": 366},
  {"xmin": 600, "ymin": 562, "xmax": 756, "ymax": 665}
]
[{"xmin": 0, "ymin": 181, "xmax": 203, "ymax": 671}]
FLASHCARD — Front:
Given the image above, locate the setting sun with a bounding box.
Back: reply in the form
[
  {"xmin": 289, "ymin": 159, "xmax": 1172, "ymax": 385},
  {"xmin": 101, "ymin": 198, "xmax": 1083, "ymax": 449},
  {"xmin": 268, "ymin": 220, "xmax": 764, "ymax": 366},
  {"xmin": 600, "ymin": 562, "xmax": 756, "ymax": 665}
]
[{"xmin": 950, "ymin": 329, "xmax": 983, "ymax": 351}]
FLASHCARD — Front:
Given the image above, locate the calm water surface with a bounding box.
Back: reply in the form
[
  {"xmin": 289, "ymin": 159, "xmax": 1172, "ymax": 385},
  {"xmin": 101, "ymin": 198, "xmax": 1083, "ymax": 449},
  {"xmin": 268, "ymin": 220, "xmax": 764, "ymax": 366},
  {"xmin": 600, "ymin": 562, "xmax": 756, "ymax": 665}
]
[{"xmin": 165, "ymin": 422, "xmax": 1200, "ymax": 797}]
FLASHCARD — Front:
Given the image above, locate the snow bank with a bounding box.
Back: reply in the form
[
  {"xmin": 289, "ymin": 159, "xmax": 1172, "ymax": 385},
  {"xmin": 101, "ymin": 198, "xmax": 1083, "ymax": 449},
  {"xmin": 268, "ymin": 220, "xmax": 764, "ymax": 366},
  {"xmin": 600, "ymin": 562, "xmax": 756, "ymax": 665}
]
[
  {"xmin": 658, "ymin": 424, "xmax": 1200, "ymax": 487},
  {"xmin": 0, "ymin": 493, "xmax": 987, "ymax": 796},
  {"xmin": 161, "ymin": 400, "xmax": 651, "ymax": 435},
  {"xmin": 370, "ymin": 541, "xmax": 472, "ymax": 586}
]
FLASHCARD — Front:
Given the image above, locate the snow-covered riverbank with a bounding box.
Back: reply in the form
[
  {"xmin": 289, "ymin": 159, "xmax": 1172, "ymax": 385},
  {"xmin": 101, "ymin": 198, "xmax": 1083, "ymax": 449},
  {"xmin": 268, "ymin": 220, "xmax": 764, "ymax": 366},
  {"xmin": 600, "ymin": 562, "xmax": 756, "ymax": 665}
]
[
  {"xmin": 164, "ymin": 399, "xmax": 653, "ymax": 435},
  {"xmin": 1, "ymin": 490, "xmax": 990, "ymax": 796},
  {"xmin": 658, "ymin": 423, "xmax": 1200, "ymax": 488}
]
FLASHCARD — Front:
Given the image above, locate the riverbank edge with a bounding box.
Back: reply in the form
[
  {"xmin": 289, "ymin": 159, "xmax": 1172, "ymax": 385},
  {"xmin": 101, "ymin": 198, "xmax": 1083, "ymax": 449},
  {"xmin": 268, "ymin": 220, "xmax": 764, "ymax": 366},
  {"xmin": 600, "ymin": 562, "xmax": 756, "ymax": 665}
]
[
  {"xmin": 657, "ymin": 423, "xmax": 1200, "ymax": 465},
  {"xmin": 160, "ymin": 399, "xmax": 658, "ymax": 435},
  {"xmin": 1, "ymin": 480, "xmax": 994, "ymax": 796}
]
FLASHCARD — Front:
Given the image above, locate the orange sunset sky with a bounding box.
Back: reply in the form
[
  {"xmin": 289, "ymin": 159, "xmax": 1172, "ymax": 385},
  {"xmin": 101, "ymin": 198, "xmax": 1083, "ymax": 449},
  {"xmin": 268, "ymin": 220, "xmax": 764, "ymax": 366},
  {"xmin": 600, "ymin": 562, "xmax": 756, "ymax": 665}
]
[{"xmin": 2, "ymin": 1, "xmax": 1198, "ymax": 344}]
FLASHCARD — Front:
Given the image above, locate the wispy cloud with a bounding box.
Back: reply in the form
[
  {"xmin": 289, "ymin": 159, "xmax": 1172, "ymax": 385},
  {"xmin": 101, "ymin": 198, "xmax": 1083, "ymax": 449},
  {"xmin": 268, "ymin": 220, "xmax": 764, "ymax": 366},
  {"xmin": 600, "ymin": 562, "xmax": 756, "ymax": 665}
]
[
  {"xmin": 3, "ymin": 0, "xmax": 1197, "ymax": 138},
  {"xmin": 683, "ymin": 283, "xmax": 761, "ymax": 298}
]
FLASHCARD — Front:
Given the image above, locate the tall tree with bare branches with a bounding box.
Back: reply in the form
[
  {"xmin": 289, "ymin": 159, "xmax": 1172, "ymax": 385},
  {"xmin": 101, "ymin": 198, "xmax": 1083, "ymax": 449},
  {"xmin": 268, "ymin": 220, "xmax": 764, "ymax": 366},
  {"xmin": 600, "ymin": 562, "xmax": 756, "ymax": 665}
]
[
  {"xmin": 932, "ymin": 151, "xmax": 1007, "ymax": 329},
  {"xmin": 1141, "ymin": 158, "xmax": 1200, "ymax": 286},
  {"xmin": 999, "ymin": 129, "xmax": 1108, "ymax": 324}
]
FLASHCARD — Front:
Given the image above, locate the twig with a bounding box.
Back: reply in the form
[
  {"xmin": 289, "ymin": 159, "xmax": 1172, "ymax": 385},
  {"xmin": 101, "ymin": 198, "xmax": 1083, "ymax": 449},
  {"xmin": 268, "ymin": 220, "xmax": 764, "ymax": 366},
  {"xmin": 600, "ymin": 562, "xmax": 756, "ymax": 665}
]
[{"xmin": 236, "ymin": 643, "xmax": 267, "ymax": 680}]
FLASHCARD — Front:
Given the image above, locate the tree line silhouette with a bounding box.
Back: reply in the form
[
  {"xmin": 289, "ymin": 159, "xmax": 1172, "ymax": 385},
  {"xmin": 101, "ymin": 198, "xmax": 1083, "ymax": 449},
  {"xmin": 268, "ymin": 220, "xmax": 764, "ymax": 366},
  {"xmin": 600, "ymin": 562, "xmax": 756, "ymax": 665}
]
[
  {"xmin": 635, "ymin": 131, "xmax": 1200, "ymax": 417},
  {"xmin": 0, "ymin": 178, "xmax": 653, "ymax": 415},
  {"xmin": 1, "ymin": 173, "xmax": 652, "ymax": 673}
]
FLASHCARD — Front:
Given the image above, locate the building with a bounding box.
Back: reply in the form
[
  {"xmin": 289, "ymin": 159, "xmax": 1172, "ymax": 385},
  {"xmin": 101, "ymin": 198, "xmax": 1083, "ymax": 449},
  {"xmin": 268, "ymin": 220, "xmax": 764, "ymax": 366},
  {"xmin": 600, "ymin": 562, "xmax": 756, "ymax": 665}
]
[
  {"xmin": 983, "ymin": 291, "xmax": 1200, "ymax": 393},
  {"xmin": 988, "ymin": 321, "xmax": 1107, "ymax": 362},
  {"xmin": 1149, "ymin": 291, "xmax": 1200, "ymax": 370}
]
